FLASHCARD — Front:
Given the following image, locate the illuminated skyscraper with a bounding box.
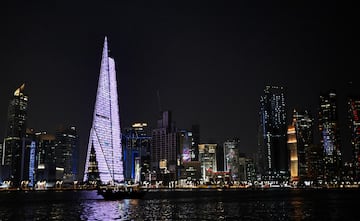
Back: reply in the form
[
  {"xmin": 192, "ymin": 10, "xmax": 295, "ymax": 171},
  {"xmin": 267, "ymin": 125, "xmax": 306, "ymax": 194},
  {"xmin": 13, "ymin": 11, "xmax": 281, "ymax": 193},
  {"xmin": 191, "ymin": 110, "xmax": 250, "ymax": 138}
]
[
  {"xmin": 223, "ymin": 138, "xmax": 240, "ymax": 180},
  {"xmin": 319, "ymin": 90, "xmax": 342, "ymax": 182},
  {"xmin": 84, "ymin": 37, "xmax": 124, "ymax": 183},
  {"xmin": 151, "ymin": 110, "xmax": 177, "ymax": 176},
  {"xmin": 198, "ymin": 144, "xmax": 217, "ymax": 182},
  {"xmin": 287, "ymin": 118, "xmax": 298, "ymax": 181},
  {"xmin": 348, "ymin": 97, "xmax": 360, "ymax": 180},
  {"xmin": 36, "ymin": 132, "xmax": 56, "ymax": 183},
  {"xmin": 55, "ymin": 126, "xmax": 78, "ymax": 182},
  {"xmin": 122, "ymin": 123, "xmax": 151, "ymax": 182},
  {"xmin": 258, "ymin": 86, "xmax": 288, "ymax": 179},
  {"xmin": 292, "ymin": 110, "xmax": 315, "ymax": 182},
  {"xmin": 1, "ymin": 84, "xmax": 29, "ymax": 186}
]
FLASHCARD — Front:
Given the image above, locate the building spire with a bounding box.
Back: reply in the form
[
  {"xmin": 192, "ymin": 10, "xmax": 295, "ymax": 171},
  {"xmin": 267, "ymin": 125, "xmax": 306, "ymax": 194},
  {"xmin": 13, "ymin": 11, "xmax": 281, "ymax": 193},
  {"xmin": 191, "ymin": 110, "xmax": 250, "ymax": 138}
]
[{"xmin": 14, "ymin": 83, "xmax": 25, "ymax": 96}]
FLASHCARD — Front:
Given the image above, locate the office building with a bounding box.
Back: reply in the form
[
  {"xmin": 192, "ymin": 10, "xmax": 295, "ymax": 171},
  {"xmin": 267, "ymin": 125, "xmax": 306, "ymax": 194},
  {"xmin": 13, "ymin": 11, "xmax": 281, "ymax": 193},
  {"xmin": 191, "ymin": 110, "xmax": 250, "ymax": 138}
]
[
  {"xmin": 36, "ymin": 132, "xmax": 56, "ymax": 184},
  {"xmin": 258, "ymin": 85, "xmax": 288, "ymax": 179},
  {"xmin": 151, "ymin": 111, "xmax": 177, "ymax": 179},
  {"xmin": 198, "ymin": 144, "xmax": 217, "ymax": 182},
  {"xmin": 319, "ymin": 90, "xmax": 342, "ymax": 182},
  {"xmin": 122, "ymin": 123, "xmax": 151, "ymax": 182},
  {"xmin": 55, "ymin": 126, "xmax": 79, "ymax": 182},
  {"xmin": 223, "ymin": 138, "xmax": 240, "ymax": 180},
  {"xmin": 1, "ymin": 84, "xmax": 29, "ymax": 187}
]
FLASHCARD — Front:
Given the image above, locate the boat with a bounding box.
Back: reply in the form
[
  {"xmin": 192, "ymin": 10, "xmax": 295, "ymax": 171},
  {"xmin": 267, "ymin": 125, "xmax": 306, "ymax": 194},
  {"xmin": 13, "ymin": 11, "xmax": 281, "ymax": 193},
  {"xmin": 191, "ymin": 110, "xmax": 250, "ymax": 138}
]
[{"xmin": 97, "ymin": 184, "xmax": 147, "ymax": 200}]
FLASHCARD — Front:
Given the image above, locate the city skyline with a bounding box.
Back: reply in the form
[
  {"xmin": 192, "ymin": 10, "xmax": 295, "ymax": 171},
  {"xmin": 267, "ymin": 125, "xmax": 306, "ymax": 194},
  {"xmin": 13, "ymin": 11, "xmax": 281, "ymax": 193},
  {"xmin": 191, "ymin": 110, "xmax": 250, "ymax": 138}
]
[{"xmin": 1, "ymin": 1, "xmax": 357, "ymax": 166}]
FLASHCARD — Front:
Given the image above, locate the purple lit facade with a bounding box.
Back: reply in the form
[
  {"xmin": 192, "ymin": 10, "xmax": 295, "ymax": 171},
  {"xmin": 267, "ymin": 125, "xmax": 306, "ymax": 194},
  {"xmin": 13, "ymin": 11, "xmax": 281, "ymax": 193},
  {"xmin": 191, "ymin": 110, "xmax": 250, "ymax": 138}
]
[{"xmin": 84, "ymin": 37, "xmax": 124, "ymax": 183}]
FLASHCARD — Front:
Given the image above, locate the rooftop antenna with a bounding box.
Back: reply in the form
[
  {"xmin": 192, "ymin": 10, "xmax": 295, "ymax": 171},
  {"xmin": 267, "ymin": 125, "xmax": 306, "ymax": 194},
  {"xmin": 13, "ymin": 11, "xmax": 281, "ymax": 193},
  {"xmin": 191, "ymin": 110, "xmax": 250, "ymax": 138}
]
[{"xmin": 157, "ymin": 89, "xmax": 162, "ymax": 113}]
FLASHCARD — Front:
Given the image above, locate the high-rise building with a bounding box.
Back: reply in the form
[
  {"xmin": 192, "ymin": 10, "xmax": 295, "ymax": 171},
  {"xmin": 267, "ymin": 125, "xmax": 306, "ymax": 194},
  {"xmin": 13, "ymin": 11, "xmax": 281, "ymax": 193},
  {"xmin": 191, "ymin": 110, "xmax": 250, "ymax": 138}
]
[
  {"xmin": 292, "ymin": 110, "xmax": 315, "ymax": 182},
  {"xmin": 198, "ymin": 144, "xmax": 217, "ymax": 182},
  {"xmin": 122, "ymin": 123, "xmax": 151, "ymax": 182},
  {"xmin": 348, "ymin": 97, "xmax": 360, "ymax": 180},
  {"xmin": 223, "ymin": 138, "xmax": 240, "ymax": 180},
  {"xmin": 1, "ymin": 84, "xmax": 29, "ymax": 186},
  {"xmin": 319, "ymin": 90, "xmax": 342, "ymax": 182},
  {"xmin": 258, "ymin": 85, "xmax": 288, "ymax": 180},
  {"xmin": 36, "ymin": 132, "xmax": 56, "ymax": 183},
  {"xmin": 55, "ymin": 126, "xmax": 78, "ymax": 182},
  {"xmin": 84, "ymin": 37, "xmax": 124, "ymax": 184},
  {"xmin": 287, "ymin": 119, "xmax": 298, "ymax": 181},
  {"xmin": 151, "ymin": 110, "xmax": 177, "ymax": 178}
]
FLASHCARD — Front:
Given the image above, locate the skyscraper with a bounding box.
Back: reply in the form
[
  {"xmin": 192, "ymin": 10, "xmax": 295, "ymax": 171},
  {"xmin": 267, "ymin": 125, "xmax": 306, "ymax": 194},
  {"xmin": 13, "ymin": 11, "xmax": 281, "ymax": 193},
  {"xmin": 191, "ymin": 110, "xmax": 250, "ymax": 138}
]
[
  {"xmin": 198, "ymin": 144, "xmax": 217, "ymax": 182},
  {"xmin": 122, "ymin": 123, "xmax": 151, "ymax": 182},
  {"xmin": 55, "ymin": 126, "xmax": 78, "ymax": 182},
  {"xmin": 348, "ymin": 97, "xmax": 360, "ymax": 180},
  {"xmin": 292, "ymin": 110, "xmax": 315, "ymax": 182},
  {"xmin": 36, "ymin": 132, "xmax": 56, "ymax": 183},
  {"xmin": 151, "ymin": 110, "xmax": 177, "ymax": 177},
  {"xmin": 84, "ymin": 37, "xmax": 124, "ymax": 184},
  {"xmin": 1, "ymin": 84, "xmax": 29, "ymax": 186},
  {"xmin": 258, "ymin": 85, "xmax": 288, "ymax": 180},
  {"xmin": 287, "ymin": 118, "xmax": 298, "ymax": 181},
  {"xmin": 223, "ymin": 138, "xmax": 240, "ymax": 180},
  {"xmin": 319, "ymin": 90, "xmax": 342, "ymax": 182}
]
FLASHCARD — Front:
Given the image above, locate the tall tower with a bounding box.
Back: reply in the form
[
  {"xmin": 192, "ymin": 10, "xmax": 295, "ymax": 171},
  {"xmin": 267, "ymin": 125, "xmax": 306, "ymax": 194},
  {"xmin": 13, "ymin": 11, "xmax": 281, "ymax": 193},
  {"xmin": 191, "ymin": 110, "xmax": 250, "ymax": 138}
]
[
  {"xmin": 151, "ymin": 110, "xmax": 177, "ymax": 176},
  {"xmin": 348, "ymin": 97, "xmax": 360, "ymax": 180},
  {"xmin": 259, "ymin": 85, "xmax": 287, "ymax": 180},
  {"xmin": 292, "ymin": 110, "xmax": 315, "ymax": 181},
  {"xmin": 2, "ymin": 84, "xmax": 28, "ymax": 186},
  {"xmin": 55, "ymin": 126, "xmax": 78, "ymax": 182},
  {"xmin": 319, "ymin": 90, "xmax": 342, "ymax": 182},
  {"xmin": 84, "ymin": 37, "xmax": 124, "ymax": 184}
]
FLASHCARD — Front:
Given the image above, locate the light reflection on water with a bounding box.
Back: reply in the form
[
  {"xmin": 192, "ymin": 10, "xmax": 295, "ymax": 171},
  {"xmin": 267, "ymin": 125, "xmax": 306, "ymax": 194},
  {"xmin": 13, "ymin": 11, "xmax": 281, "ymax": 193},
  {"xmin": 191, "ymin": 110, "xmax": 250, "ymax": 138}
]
[{"xmin": 0, "ymin": 189, "xmax": 359, "ymax": 220}]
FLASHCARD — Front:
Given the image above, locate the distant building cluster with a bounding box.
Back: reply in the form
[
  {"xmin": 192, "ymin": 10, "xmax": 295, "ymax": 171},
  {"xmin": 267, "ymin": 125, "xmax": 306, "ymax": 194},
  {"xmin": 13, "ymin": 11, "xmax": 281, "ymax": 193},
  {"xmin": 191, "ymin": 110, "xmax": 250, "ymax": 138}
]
[
  {"xmin": 0, "ymin": 84, "xmax": 79, "ymax": 188},
  {"xmin": 2, "ymin": 38, "xmax": 360, "ymax": 189},
  {"xmin": 257, "ymin": 86, "xmax": 360, "ymax": 187}
]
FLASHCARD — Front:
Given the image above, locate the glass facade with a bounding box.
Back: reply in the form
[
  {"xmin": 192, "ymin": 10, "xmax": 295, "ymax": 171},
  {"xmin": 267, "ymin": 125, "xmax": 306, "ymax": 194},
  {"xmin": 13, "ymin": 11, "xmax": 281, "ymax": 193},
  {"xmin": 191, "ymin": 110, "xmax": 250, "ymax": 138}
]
[
  {"xmin": 259, "ymin": 85, "xmax": 287, "ymax": 178},
  {"xmin": 198, "ymin": 144, "xmax": 217, "ymax": 182},
  {"xmin": 2, "ymin": 84, "xmax": 28, "ymax": 186},
  {"xmin": 122, "ymin": 123, "xmax": 151, "ymax": 182},
  {"xmin": 319, "ymin": 90, "xmax": 342, "ymax": 182},
  {"xmin": 55, "ymin": 126, "xmax": 78, "ymax": 182},
  {"xmin": 84, "ymin": 37, "xmax": 124, "ymax": 183},
  {"xmin": 223, "ymin": 139, "xmax": 240, "ymax": 180}
]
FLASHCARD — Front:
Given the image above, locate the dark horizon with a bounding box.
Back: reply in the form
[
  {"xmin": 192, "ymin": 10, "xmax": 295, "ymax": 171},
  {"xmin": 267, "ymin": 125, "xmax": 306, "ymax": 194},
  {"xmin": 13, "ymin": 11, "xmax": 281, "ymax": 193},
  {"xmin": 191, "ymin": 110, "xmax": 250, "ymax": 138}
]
[{"xmin": 1, "ymin": 1, "xmax": 358, "ymax": 177}]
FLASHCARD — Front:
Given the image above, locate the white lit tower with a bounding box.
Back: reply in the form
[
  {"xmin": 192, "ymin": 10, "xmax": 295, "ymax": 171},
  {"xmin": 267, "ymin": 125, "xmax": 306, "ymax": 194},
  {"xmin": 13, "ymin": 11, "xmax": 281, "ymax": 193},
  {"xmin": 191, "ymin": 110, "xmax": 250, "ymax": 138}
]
[{"xmin": 84, "ymin": 37, "xmax": 124, "ymax": 184}]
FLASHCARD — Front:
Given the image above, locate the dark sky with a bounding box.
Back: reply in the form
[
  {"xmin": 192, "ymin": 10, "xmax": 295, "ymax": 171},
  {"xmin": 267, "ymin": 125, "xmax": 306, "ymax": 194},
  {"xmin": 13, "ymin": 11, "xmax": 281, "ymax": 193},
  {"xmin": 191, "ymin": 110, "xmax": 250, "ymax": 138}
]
[{"xmin": 1, "ymin": 1, "xmax": 358, "ymax": 176}]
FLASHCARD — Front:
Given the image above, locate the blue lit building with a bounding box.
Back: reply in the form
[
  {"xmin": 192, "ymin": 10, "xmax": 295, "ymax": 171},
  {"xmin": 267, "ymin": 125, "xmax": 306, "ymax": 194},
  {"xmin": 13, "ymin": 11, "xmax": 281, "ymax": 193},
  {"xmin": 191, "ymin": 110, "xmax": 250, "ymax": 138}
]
[
  {"xmin": 1, "ymin": 84, "xmax": 29, "ymax": 187},
  {"xmin": 319, "ymin": 90, "xmax": 342, "ymax": 182},
  {"xmin": 122, "ymin": 123, "xmax": 151, "ymax": 183}
]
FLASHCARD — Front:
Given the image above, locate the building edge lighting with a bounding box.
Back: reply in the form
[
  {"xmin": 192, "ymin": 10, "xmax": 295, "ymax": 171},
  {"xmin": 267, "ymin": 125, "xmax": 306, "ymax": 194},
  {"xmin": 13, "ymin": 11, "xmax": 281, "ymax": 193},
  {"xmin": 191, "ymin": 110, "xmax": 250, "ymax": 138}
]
[{"xmin": 83, "ymin": 36, "xmax": 124, "ymax": 184}]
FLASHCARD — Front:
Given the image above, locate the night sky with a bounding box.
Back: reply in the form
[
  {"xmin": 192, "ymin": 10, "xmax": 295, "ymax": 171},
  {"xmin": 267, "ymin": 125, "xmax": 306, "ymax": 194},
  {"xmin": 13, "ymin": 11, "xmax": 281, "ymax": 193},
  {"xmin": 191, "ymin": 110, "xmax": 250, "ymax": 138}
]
[{"xmin": 1, "ymin": 1, "xmax": 358, "ymax": 176}]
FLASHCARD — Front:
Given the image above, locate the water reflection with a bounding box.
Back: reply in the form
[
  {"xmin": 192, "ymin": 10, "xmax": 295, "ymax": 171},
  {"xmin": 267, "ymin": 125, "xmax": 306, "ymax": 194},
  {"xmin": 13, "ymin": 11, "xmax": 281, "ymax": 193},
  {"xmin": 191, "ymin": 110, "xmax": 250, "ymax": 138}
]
[{"xmin": 1, "ymin": 190, "xmax": 360, "ymax": 220}]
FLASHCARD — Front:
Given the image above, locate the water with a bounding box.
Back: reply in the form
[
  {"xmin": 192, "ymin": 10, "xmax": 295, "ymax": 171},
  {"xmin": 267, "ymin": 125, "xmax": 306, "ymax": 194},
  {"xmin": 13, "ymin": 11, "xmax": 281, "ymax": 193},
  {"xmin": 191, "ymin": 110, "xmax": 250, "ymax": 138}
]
[{"xmin": 0, "ymin": 189, "xmax": 359, "ymax": 220}]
